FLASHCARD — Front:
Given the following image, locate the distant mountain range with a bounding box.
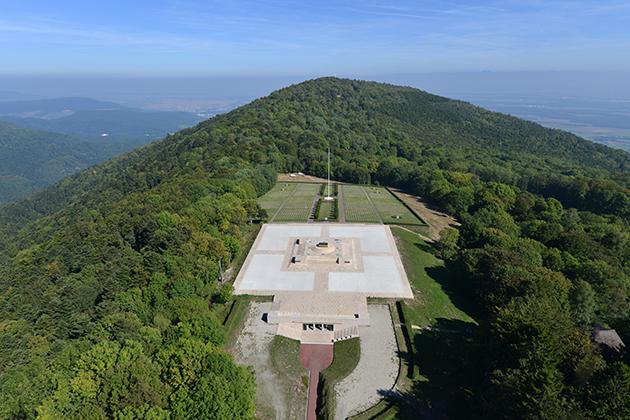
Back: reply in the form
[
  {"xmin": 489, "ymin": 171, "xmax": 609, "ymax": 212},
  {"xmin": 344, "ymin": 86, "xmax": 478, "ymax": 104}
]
[
  {"xmin": 0, "ymin": 97, "xmax": 125, "ymax": 118},
  {"xmin": 0, "ymin": 96, "xmax": 204, "ymax": 141},
  {"xmin": 0, "ymin": 97, "xmax": 205, "ymax": 203}
]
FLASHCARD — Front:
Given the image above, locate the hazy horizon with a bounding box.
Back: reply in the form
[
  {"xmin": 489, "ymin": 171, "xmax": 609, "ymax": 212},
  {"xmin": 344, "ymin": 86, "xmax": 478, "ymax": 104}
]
[{"xmin": 3, "ymin": 71, "xmax": 629, "ymax": 151}]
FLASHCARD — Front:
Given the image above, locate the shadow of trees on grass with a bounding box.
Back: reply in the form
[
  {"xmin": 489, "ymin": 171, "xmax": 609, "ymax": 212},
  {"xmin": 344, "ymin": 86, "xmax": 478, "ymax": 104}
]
[{"xmin": 379, "ymin": 318, "xmax": 482, "ymax": 419}]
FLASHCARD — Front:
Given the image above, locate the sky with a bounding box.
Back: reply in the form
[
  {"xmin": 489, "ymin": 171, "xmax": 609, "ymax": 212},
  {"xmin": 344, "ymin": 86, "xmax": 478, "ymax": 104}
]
[{"xmin": 1, "ymin": 0, "xmax": 630, "ymax": 76}]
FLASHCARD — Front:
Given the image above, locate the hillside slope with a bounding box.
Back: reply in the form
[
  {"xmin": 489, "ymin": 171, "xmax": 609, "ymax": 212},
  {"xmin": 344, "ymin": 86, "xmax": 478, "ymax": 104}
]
[
  {"xmin": 0, "ymin": 121, "xmax": 106, "ymax": 203},
  {"xmin": 0, "ymin": 78, "xmax": 628, "ymax": 418},
  {"xmin": 2, "ymin": 78, "xmax": 627, "ymax": 230}
]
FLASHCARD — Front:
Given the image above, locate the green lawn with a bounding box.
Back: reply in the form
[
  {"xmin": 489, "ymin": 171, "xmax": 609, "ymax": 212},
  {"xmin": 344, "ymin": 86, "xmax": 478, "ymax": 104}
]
[
  {"xmin": 222, "ymin": 298, "xmax": 250, "ymax": 349},
  {"xmin": 392, "ymin": 227, "xmax": 473, "ymax": 328},
  {"xmin": 316, "ymin": 198, "xmax": 337, "ymax": 221},
  {"xmin": 257, "ymin": 182, "xmax": 298, "ymax": 218},
  {"xmin": 270, "ymin": 336, "xmax": 309, "ymax": 420},
  {"xmin": 318, "ymin": 338, "xmax": 361, "ymax": 418},
  {"xmin": 349, "ymin": 229, "xmax": 474, "ymax": 419},
  {"xmin": 341, "ymin": 185, "xmax": 423, "ymax": 225},
  {"xmin": 342, "ymin": 184, "xmax": 381, "ymax": 223},
  {"xmin": 364, "ymin": 187, "xmax": 423, "ymax": 226},
  {"xmin": 272, "ymin": 182, "xmax": 321, "ymax": 222}
]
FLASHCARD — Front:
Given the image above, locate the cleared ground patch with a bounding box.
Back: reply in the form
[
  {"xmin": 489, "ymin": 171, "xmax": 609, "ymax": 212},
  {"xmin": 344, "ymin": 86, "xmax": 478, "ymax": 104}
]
[
  {"xmin": 271, "ymin": 337, "xmax": 310, "ymax": 419},
  {"xmin": 233, "ymin": 302, "xmax": 308, "ymax": 420},
  {"xmin": 390, "ymin": 188, "xmax": 459, "ymax": 241}
]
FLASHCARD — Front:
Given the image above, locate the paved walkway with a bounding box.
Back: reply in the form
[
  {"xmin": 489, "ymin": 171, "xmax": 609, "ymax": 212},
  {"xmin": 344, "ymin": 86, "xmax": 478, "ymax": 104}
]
[
  {"xmin": 300, "ymin": 343, "xmax": 334, "ymax": 420},
  {"xmin": 334, "ymin": 305, "xmax": 398, "ymax": 419}
]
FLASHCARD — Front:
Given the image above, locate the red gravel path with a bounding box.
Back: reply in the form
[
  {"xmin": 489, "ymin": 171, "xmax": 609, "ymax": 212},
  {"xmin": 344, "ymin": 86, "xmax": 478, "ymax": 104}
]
[{"xmin": 300, "ymin": 343, "xmax": 334, "ymax": 420}]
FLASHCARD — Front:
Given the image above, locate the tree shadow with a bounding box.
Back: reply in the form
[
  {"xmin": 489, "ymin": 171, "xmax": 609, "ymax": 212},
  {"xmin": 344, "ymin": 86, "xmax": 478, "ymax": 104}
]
[
  {"xmin": 377, "ymin": 318, "xmax": 482, "ymax": 419},
  {"xmin": 413, "ymin": 239, "xmax": 435, "ymax": 254},
  {"xmin": 411, "ymin": 318, "xmax": 481, "ymax": 419},
  {"xmin": 425, "ymin": 260, "xmax": 483, "ymax": 320}
]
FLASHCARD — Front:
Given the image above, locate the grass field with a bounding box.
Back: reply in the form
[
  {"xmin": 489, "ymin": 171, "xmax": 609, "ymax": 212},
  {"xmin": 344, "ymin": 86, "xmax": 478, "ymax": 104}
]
[
  {"xmin": 270, "ymin": 336, "xmax": 309, "ymax": 419},
  {"xmin": 392, "ymin": 227, "xmax": 473, "ymax": 328},
  {"xmin": 348, "ymin": 228, "xmax": 474, "ymax": 419},
  {"xmin": 364, "ymin": 186, "xmax": 424, "ymax": 225},
  {"xmin": 341, "ymin": 184, "xmax": 382, "ymax": 223},
  {"xmin": 257, "ymin": 182, "xmax": 298, "ymax": 218},
  {"xmin": 342, "ymin": 185, "xmax": 423, "ymax": 225},
  {"xmin": 258, "ymin": 182, "xmax": 322, "ymax": 222},
  {"xmin": 260, "ymin": 181, "xmax": 423, "ymax": 225},
  {"xmin": 274, "ymin": 182, "xmax": 321, "ymax": 222},
  {"xmin": 316, "ymin": 198, "xmax": 337, "ymax": 221}
]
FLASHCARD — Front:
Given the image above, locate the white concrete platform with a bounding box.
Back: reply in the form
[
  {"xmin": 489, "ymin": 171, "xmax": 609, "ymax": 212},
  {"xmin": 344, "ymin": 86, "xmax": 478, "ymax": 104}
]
[
  {"xmin": 239, "ymin": 255, "xmax": 315, "ymax": 291},
  {"xmin": 234, "ymin": 223, "xmax": 413, "ymax": 299},
  {"xmin": 234, "ymin": 223, "xmax": 413, "ymax": 343},
  {"xmin": 328, "ymin": 256, "xmax": 407, "ymax": 295}
]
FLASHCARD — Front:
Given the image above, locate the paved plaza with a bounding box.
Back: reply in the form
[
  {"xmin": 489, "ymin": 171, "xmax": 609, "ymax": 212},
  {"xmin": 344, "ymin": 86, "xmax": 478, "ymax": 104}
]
[{"xmin": 233, "ymin": 223, "xmax": 413, "ymax": 299}]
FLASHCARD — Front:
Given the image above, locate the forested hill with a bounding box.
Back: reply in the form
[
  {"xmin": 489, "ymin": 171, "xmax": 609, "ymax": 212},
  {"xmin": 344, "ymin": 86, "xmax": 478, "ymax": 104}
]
[
  {"xmin": 1, "ymin": 78, "xmax": 629, "ymax": 418},
  {"xmin": 1, "ymin": 77, "xmax": 628, "ymax": 230},
  {"xmin": 0, "ymin": 121, "xmax": 104, "ymax": 204}
]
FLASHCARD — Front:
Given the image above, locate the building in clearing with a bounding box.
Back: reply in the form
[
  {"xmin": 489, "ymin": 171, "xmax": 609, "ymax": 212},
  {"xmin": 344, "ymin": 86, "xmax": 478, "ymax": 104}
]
[
  {"xmin": 592, "ymin": 324, "xmax": 626, "ymax": 357},
  {"xmin": 233, "ymin": 223, "xmax": 413, "ymax": 343}
]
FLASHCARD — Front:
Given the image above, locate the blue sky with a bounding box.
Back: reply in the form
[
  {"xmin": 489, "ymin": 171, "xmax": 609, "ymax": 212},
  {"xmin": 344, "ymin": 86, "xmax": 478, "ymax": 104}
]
[{"xmin": 1, "ymin": 0, "xmax": 630, "ymax": 76}]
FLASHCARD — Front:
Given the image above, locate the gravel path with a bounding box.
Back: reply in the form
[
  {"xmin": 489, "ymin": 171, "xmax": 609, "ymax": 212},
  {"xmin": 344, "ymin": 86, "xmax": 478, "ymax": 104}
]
[
  {"xmin": 233, "ymin": 302, "xmax": 290, "ymax": 419},
  {"xmin": 334, "ymin": 305, "xmax": 398, "ymax": 419}
]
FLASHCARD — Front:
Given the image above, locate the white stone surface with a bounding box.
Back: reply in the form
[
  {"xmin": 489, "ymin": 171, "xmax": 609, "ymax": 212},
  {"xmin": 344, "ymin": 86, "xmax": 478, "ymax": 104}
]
[
  {"xmin": 328, "ymin": 225, "xmax": 390, "ymax": 253},
  {"xmin": 257, "ymin": 224, "xmax": 323, "ymax": 251},
  {"xmin": 239, "ymin": 255, "xmax": 314, "ymax": 291},
  {"xmin": 234, "ymin": 223, "xmax": 412, "ymax": 298},
  {"xmin": 328, "ymin": 256, "xmax": 405, "ymax": 295}
]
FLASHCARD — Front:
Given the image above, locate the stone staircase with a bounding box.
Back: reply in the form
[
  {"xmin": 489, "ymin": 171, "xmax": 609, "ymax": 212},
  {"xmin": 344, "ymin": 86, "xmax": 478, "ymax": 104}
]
[{"xmin": 333, "ymin": 325, "xmax": 359, "ymax": 342}]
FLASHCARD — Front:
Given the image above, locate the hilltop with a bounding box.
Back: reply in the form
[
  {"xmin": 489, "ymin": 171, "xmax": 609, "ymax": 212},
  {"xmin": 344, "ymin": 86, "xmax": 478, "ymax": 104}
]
[{"xmin": 2, "ymin": 78, "xmax": 628, "ymax": 226}]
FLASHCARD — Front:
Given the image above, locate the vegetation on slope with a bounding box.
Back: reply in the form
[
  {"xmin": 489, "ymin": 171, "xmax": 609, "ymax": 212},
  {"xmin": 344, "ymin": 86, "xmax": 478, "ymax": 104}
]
[
  {"xmin": 0, "ymin": 77, "xmax": 628, "ymax": 418},
  {"xmin": 0, "ymin": 121, "xmax": 105, "ymax": 203}
]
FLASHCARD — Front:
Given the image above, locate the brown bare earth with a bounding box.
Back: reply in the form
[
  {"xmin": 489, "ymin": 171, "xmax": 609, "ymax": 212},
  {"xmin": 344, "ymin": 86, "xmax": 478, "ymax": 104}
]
[
  {"xmin": 277, "ymin": 173, "xmax": 342, "ymax": 184},
  {"xmin": 390, "ymin": 188, "xmax": 459, "ymax": 241}
]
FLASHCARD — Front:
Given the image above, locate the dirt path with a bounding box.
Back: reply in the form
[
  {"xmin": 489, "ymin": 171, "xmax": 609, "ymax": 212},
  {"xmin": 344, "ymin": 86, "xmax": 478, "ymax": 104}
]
[
  {"xmin": 300, "ymin": 344, "xmax": 334, "ymax": 420},
  {"xmin": 278, "ymin": 173, "xmax": 344, "ymax": 184},
  {"xmin": 389, "ymin": 188, "xmax": 459, "ymax": 241},
  {"xmin": 334, "ymin": 305, "xmax": 398, "ymax": 419},
  {"xmin": 233, "ymin": 302, "xmax": 296, "ymax": 419}
]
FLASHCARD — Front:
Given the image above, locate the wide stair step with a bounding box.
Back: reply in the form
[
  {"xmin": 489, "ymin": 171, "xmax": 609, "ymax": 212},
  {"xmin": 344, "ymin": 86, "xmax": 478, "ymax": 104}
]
[{"xmin": 333, "ymin": 325, "xmax": 359, "ymax": 342}]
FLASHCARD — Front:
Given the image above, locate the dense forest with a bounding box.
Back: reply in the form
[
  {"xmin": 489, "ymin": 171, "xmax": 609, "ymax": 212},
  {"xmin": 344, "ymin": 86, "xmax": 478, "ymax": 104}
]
[
  {"xmin": 0, "ymin": 77, "xmax": 628, "ymax": 418},
  {"xmin": 0, "ymin": 97, "xmax": 204, "ymax": 204},
  {"xmin": 0, "ymin": 121, "xmax": 106, "ymax": 204}
]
